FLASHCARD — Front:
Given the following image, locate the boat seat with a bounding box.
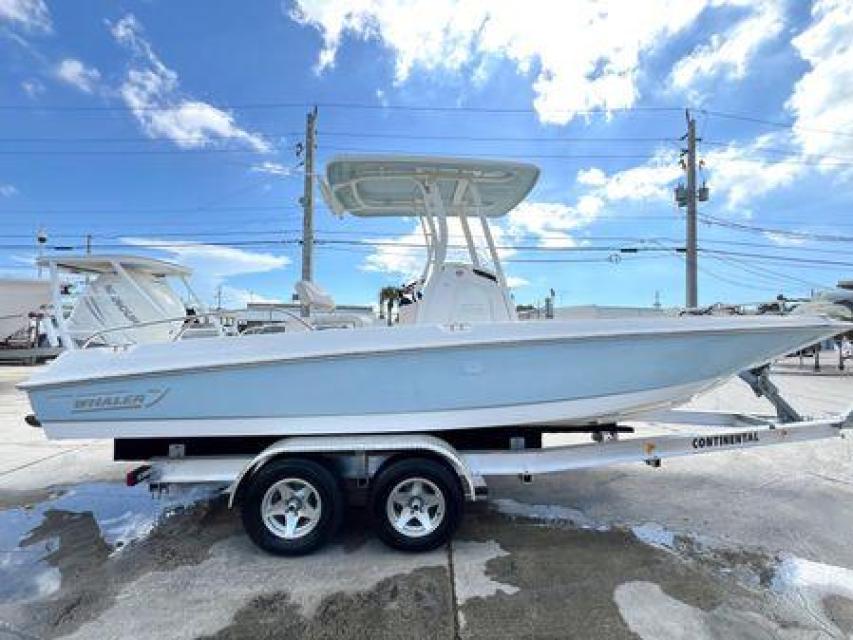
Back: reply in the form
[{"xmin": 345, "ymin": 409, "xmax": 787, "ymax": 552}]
[{"xmin": 294, "ymin": 280, "xmax": 336, "ymax": 312}]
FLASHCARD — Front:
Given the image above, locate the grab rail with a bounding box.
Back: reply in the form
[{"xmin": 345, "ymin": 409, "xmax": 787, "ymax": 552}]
[{"xmin": 80, "ymin": 308, "xmax": 314, "ymax": 349}]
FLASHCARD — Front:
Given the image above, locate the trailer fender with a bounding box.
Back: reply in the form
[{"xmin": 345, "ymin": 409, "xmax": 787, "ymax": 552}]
[{"xmin": 227, "ymin": 434, "xmax": 477, "ymax": 507}]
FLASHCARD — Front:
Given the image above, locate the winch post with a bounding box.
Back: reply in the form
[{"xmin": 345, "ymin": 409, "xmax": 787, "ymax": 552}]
[{"xmin": 738, "ymin": 366, "xmax": 802, "ymax": 424}]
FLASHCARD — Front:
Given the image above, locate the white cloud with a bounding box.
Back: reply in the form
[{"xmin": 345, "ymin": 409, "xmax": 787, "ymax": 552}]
[
  {"xmin": 361, "ymin": 224, "xmax": 426, "ymax": 279},
  {"xmin": 702, "ymin": 135, "xmax": 801, "ymax": 212},
  {"xmin": 121, "ymin": 237, "xmax": 289, "ymax": 307},
  {"xmin": 362, "ymin": 217, "xmax": 516, "ymax": 279},
  {"xmin": 0, "ymin": 184, "xmax": 18, "ymax": 197},
  {"xmin": 290, "ymin": 0, "xmax": 722, "ymax": 124},
  {"xmin": 507, "ymin": 201, "xmax": 602, "ymax": 248},
  {"xmin": 515, "ymin": 150, "xmax": 679, "ymax": 243},
  {"xmin": 786, "ymin": 0, "xmax": 853, "ymax": 166},
  {"xmin": 763, "ymin": 231, "xmax": 805, "ymax": 246},
  {"xmin": 21, "ymin": 78, "xmax": 44, "ymax": 98},
  {"xmin": 55, "ymin": 58, "xmax": 101, "ymax": 93},
  {"xmin": 110, "ymin": 14, "xmax": 269, "ymax": 152},
  {"xmin": 502, "ymin": 155, "xmax": 680, "ymax": 249},
  {"xmin": 505, "ymin": 275, "xmax": 529, "ymax": 288},
  {"xmin": 218, "ymin": 285, "xmax": 283, "ymax": 307},
  {"xmin": 577, "ymin": 152, "xmax": 682, "ymax": 203},
  {"xmin": 575, "ymin": 139, "xmax": 800, "ymax": 217},
  {"xmin": 670, "ymin": 1, "xmax": 784, "ymax": 96},
  {"xmin": 250, "ymin": 161, "xmax": 293, "ymax": 177},
  {"xmin": 0, "ymin": 0, "xmax": 50, "ymax": 32}
]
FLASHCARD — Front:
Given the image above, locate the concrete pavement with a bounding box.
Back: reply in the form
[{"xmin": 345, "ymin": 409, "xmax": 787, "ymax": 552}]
[{"xmin": 1, "ymin": 363, "xmax": 852, "ymax": 639}]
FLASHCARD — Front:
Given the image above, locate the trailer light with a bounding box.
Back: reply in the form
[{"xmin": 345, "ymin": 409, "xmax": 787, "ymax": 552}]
[{"xmin": 126, "ymin": 465, "xmax": 151, "ymax": 487}]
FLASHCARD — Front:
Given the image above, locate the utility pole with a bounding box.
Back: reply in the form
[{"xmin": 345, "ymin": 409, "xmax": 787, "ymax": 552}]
[
  {"xmin": 36, "ymin": 227, "xmax": 47, "ymax": 278},
  {"xmin": 685, "ymin": 111, "xmax": 698, "ymax": 309},
  {"xmin": 300, "ymin": 106, "xmax": 318, "ymax": 318}
]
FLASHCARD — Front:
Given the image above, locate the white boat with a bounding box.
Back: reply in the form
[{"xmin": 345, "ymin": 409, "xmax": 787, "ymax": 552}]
[
  {"xmin": 36, "ymin": 254, "xmax": 221, "ymax": 348},
  {"xmin": 19, "ymin": 156, "xmax": 847, "ymax": 444},
  {"xmin": 0, "ymin": 278, "xmax": 51, "ymax": 343},
  {"xmin": 790, "ymin": 288, "xmax": 853, "ymax": 321}
]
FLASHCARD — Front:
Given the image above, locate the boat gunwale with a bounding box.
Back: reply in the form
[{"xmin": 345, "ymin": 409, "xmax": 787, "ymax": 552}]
[{"xmin": 18, "ymin": 319, "xmax": 841, "ymax": 391}]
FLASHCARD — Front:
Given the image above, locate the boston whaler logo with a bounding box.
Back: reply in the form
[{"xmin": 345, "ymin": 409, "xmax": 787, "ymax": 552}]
[
  {"xmin": 72, "ymin": 388, "xmax": 168, "ymax": 413},
  {"xmin": 692, "ymin": 431, "xmax": 760, "ymax": 450}
]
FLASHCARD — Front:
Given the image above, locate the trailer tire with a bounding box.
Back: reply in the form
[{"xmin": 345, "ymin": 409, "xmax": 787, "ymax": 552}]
[
  {"xmin": 240, "ymin": 458, "xmax": 342, "ymax": 556},
  {"xmin": 371, "ymin": 457, "xmax": 463, "ymax": 552}
]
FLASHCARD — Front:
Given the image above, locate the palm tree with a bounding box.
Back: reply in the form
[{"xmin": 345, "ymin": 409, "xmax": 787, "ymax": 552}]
[{"xmin": 378, "ymin": 286, "xmax": 400, "ymax": 326}]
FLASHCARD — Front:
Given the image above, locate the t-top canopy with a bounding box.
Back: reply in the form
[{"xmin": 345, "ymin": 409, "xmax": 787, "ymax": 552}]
[
  {"xmin": 321, "ymin": 155, "xmax": 540, "ymax": 218},
  {"xmin": 37, "ymin": 254, "xmax": 192, "ymax": 277}
]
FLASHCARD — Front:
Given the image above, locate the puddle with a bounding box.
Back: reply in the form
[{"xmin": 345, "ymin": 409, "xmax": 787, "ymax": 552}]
[
  {"xmin": 631, "ymin": 522, "xmax": 676, "ymax": 550},
  {"xmin": 495, "ymin": 499, "xmax": 853, "ymax": 636},
  {"xmin": 451, "ymin": 539, "xmax": 519, "ymax": 630},
  {"xmin": 0, "ymin": 507, "xmax": 61, "ymax": 604},
  {"xmin": 772, "ymin": 556, "xmax": 853, "ymax": 601},
  {"xmin": 0, "ymin": 482, "xmax": 214, "ymax": 605},
  {"xmin": 491, "ymin": 497, "xmax": 608, "ymax": 530},
  {"xmin": 614, "ymin": 580, "xmax": 825, "ymax": 640},
  {"xmin": 58, "ymin": 538, "xmax": 450, "ymax": 640}
]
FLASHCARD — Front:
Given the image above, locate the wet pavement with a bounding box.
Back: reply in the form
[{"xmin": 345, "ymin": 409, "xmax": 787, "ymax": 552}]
[{"xmin": 1, "ymin": 363, "xmax": 852, "ymax": 639}]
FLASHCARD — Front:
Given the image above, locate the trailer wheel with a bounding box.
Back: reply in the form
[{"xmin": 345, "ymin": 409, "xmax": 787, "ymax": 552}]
[
  {"xmin": 240, "ymin": 458, "xmax": 342, "ymax": 556},
  {"xmin": 371, "ymin": 457, "xmax": 463, "ymax": 552}
]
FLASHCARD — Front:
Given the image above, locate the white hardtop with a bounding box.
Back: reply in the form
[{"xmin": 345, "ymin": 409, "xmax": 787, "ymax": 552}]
[
  {"xmin": 322, "ymin": 155, "xmax": 540, "ymax": 324},
  {"xmin": 321, "ymin": 155, "xmax": 539, "ymax": 218},
  {"xmin": 37, "ymin": 254, "xmax": 191, "ymax": 277}
]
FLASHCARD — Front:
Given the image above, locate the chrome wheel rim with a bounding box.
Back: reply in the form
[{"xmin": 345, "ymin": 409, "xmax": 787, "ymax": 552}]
[
  {"xmin": 261, "ymin": 478, "xmax": 322, "ymax": 540},
  {"xmin": 386, "ymin": 477, "xmax": 445, "ymax": 538}
]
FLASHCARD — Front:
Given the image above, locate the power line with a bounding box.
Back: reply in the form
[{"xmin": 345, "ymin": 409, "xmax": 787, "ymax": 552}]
[
  {"xmin": 504, "ymin": 255, "xmax": 671, "ymax": 263},
  {"xmin": 321, "ymin": 146, "xmax": 669, "ymax": 161},
  {"xmin": 6, "ymin": 142, "xmax": 853, "ymax": 168},
  {"xmin": 0, "ymin": 130, "xmax": 679, "ymax": 144},
  {"xmin": 702, "ymin": 109, "xmax": 853, "ymax": 139},
  {"xmin": 700, "ymin": 139, "xmax": 853, "ymax": 163},
  {"xmin": 0, "ymin": 100, "xmax": 687, "ymax": 115},
  {"xmin": 0, "ymin": 145, "xmax": 672, "ymax": 160},
  {"xmin": 694, "ymin": 260, "xmax": 781, "ymax": 293},
  {"xmin": 318, "ymin": 131, "xmax": 680, "ymax": 144},
  {"xmin": 0, "ymin": 147, "xmax": 275, "ymax": 156},
  {"xmin": 2, "ymin": 226, "xmax": 852, "ymax": 260},
  {"xmin": 706, "ymin": 254, "xmax": 831, "ymax": 291},
  {"xmin": 700, "ymin": 248, "xmax": 853, "ymax": 268},
  {"xmin": 671, "ymin": 247, "xmax": 791, "ymax": 295},
  {"xmin": 698, "ymin": 213, "xmax": 853, "ymax": 243},
  {"xmin": 317, "ymin": 146, "xmax": 853, "ymax": 168},
  {"xmin": 0, "ymin": 204, "xmax": 300, "ymax": 215},
  {"xmin": 0, "ymin": 132, "xmax": 303, "ymax": 144}
]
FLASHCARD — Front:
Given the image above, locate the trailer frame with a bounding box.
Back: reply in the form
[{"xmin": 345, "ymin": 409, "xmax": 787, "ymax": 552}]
[
  {"xmin": 139, "ymin": 406, "xmax": 853, "ymax": 498},
  {"xmin": 120, "ymin": 368, "xmax": 852, "ymax": 555}
]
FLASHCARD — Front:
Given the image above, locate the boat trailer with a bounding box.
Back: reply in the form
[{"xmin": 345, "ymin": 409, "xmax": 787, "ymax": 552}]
[{"xmin": 124, "ymin": 366, "xmax": 853, "ymax": 556}]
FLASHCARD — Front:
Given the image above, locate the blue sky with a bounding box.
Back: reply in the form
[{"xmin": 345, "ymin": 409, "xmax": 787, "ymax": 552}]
[{"xmin": 1, "ymin": 0, "xmax": 852, "ymax": 309}]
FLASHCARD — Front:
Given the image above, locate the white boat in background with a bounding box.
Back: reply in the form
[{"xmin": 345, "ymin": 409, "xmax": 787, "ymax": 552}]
[
  {"xmin": 0, "ymin": 278, "xmax": 51, "ymax": 343},
  {"xmin": 37, "ymin": 254, "xmax": 221, "ymax": 348},
  {"xmin": 790, "ymin": 288, "xmax": 853, "ymax": 322},
  {"xmin": 20, "ymin": 156, "xmax": 847, "ymax": 442}
]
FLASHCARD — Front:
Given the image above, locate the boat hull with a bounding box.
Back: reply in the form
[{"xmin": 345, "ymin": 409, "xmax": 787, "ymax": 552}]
[{"xmin": 21, "ymin": 317, "xmax": 845, "ymax": 440}]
